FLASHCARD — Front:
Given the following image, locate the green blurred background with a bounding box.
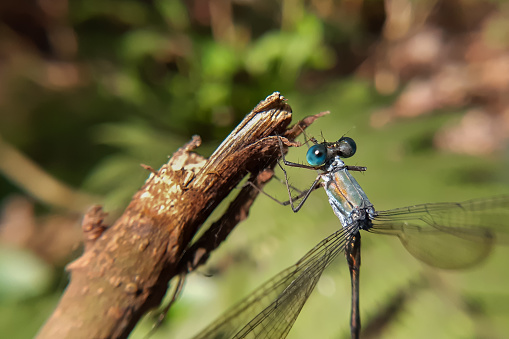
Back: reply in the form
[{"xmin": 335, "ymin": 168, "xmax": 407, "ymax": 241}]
[{"xmin": 1, "ymin": 0, "xmax": 509, "ymax": 338}]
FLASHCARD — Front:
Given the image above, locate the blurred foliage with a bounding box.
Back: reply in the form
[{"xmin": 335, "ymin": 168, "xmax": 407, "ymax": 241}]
[{"xmin": 0, "ymin": 0, "xmax": 508, "ymax": 338}]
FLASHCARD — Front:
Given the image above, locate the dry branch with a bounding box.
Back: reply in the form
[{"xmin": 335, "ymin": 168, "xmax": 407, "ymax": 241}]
[{"xmin": 36, "ymin": 92, "xmax": 325, "ymax": 339}]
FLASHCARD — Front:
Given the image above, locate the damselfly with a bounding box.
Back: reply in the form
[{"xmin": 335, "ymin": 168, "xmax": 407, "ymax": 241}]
[{"xmin": 191, "ymin": 135, "xmax": 509, "ymax": 339}]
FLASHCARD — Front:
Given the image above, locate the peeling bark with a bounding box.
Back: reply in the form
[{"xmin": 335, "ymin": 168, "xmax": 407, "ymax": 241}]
[{"xmin": 36, "ymin": 93, "xmax": 326, "ymax": 339}]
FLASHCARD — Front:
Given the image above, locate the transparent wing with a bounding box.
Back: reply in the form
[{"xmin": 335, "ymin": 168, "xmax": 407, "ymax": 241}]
[
  {"xmin": 191, "ymin": 224, "xmax": 358, "ymax": 339},
  {"xmin": 369, "ymin": 196, "xmax": 509, "ymax": 269}
]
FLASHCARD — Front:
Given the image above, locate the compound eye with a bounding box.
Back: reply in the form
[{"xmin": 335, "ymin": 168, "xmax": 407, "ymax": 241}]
[
  {"xmin": 306, "ymin": 144, "xmax": 327, "ymax": 166},
  {"xmin": 338, "ymin": 137, "xmax": 357, "ymax": 158}
]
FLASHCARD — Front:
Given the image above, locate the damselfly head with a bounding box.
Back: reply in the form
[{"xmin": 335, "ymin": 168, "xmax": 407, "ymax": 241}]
[{"xmin": 305, "ymin": 136, "xmax": 357, "ymax": 166}]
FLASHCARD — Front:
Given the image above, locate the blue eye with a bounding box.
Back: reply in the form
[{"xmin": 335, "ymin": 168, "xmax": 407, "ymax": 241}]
[{"xmin": 306, "ymin": 144, "xmax": 327, "ymax": 166}]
